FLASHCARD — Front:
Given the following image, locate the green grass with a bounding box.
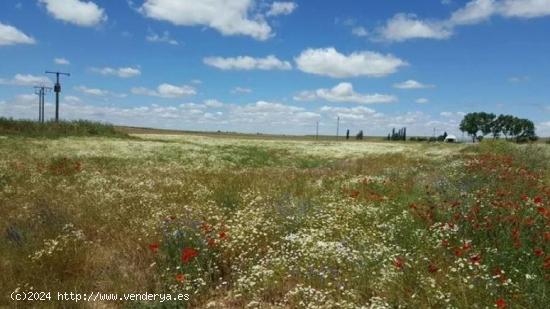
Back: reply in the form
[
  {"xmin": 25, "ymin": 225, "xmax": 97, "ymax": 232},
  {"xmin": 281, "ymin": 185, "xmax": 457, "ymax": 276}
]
[{"xmin": 0, "ymin": 117, "xmax": 128, "ymax": 138}]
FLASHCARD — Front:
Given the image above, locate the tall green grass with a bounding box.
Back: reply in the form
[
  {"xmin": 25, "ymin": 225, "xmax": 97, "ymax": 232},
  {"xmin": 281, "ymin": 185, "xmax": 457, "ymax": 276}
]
[{"xmin": 0, "ymin": 118, "xmax": 128, "ymax": 138}]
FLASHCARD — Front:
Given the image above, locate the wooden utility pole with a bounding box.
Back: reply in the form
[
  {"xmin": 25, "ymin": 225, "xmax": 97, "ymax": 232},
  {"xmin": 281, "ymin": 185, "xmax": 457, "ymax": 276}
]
[{"xmin": 336, "ymin": 116, "xmax": 340, "ymax": 140}]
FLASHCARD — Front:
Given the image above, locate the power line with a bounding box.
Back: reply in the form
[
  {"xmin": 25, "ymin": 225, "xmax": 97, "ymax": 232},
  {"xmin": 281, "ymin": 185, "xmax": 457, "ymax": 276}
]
[{"xmin": 45, "ymin": 71, "xmax": 70, "ymax": 122}]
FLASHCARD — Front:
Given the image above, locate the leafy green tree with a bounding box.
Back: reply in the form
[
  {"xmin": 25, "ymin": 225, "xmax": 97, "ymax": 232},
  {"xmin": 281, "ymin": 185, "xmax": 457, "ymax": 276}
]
[
  {"xmin": 478, "ymin": 112, "xmax": 496, "ymax": 137},
  {"xmin": 513, "ymin": 118, "xmax": 537, "ymax": 142},
  {"xmin": 460, "ymin": 113, "xmax": 480, "ymax": 142},
  {"xmin": 498, "ymin": 114, "xmax": 515, "ymax": 140},
  {"xmin": 491, "ymin": 115, "xmax": 504, "ymax": 139}
]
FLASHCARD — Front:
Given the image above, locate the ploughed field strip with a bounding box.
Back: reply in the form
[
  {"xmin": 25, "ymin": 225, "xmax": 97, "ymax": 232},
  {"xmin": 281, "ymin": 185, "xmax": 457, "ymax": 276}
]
[{"xmin": 1, "ymin": 133, "xmax": 548, "ymax": 308}]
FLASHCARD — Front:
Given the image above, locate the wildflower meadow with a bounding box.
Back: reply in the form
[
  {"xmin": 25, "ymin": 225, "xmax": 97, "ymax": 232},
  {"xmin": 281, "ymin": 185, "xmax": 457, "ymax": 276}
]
[{"xmin": 1, "ymin": 132, "xmax": 548, "ymax": 308}]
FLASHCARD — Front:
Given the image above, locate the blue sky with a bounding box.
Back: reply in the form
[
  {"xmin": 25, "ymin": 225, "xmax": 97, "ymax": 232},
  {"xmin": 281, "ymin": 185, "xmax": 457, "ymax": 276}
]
[{"xmin": 1, "ymin": 0, "xmax": 549, "ymax": 137}]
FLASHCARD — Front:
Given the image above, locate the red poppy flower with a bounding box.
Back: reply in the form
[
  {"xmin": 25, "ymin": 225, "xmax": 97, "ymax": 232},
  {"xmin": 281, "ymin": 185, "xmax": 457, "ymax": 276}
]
[
  {"xmin": 470, "ymin": 254, "xmax": 481, "ymax": 265},
  {"xmin": 428, "ymin": 263, "xmax": 439, "ymax": 273},
  {"xmin": 207, "ymin": 237, "xmax": 216, "ymax": 247},
  {"xmin": 149, "ymin": 243, "xmax": 159, "ymax": 253},
  {"xmin": 393, "ymin": 257, "xmax": 404, "ymax": 270},
  {"xmin": 537, "ymin": 207, "xmax": 548, "ymax": 216},
  {"xmin": 521, "ymin": 194, "xmax": 529, "ymax": 202},
  {"xmin": 200, "ymin": 223, "xmax": 212, "ymax": 233},
  {"xmin": 219, "ymin": 231, "xmax": 228, "ymax": 240},
  {"xmin": 181, "ymin": 247, "xmax": 199, "ymax": 263},
  {"xmin": 534, "ymin": 196, "xmax": 543, "ymax": 204},
  {"xmin": 462, "ymin": 242, "xmax": 472, "ymax": 251},
  {"xmin": 534, "ymin": 248, "xmax": 544, "ymax": 257},
  {"xmin": 454, "ymin": 248, "xmax": 463, "ymax": 257},
  {"xmin": 175, "ymin": 273, "xmax": 185, "ymax": 283},
  {"xmin": 496, "ymin": 298, "xmax": 506, "ymax": 308}
]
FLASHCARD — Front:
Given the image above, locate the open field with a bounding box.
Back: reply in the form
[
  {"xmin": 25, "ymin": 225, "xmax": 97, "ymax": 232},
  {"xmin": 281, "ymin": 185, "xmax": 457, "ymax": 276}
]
[{"xmin": 1, "ymin": 132, "xmax": 549, "ymax": 308}]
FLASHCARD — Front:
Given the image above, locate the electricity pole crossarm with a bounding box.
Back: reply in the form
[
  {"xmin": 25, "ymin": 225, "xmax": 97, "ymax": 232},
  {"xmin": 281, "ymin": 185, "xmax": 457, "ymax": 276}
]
[{"xmin": 45, "ymin": 71, "xmax": 70, "ymax": 122}]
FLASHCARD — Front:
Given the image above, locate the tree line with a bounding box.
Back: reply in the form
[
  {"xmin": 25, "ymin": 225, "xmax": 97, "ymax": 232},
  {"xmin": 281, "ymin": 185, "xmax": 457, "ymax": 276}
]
[{"xmin": 459, "ymin": 112, "xmax": 537, "ymax": 143}]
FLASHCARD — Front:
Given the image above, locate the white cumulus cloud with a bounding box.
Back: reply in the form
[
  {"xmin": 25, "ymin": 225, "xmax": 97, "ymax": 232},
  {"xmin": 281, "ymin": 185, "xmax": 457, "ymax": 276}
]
[
  {"xmin": 231, "ymin": 87, "xmax": 253, "ymax": 94},
  {"xmin": 266, "ymin": 2, "xmax": 297, "ymax": 16},
  {"xmin": 294, "ymin": 82, "xmax": 397, "ymax": 104},
  {"xmin": 38, "ymin": 0, "xmax": 106, "ymax": 27},
  {"xmin": 54, "ymin": 58, "xmax": 70, "ymax": 65},
  {"xmin": 376, "ymin": 13, "xmax": 452, "ymax": 42},
  {"xmin": 393, "ymin": 80, "xmax": 435, "ymax": 89},
  {"xmin": 376, "ymin": 0, "xmax": 550, "ymax": 42},
  {"xmin": 139, "ymin": 0, "xmax": 273, "ymax": 40},
  {"xmin": 0, "ymin": 22, "xmax": 35, "ymax": 46},
  {"xmin": 131, "ymin": 83, "xmax": 196, "ymax": 98},
  {"xmin": 146, "ymin": 30, "xmax": 179, "ymax": 45},
  {"xmin": 204, "ymin": 55, "xmax": 292, "ymax": 71},
  {"xmin": 0, "ymin": 74, "xmax": 51, "ymax": 86},
  {"xmin": 91, "ymin": 67, "xmax": 141, "ymax": 78},
  {"xmin": 295, "ymin": 47, "xmax": 407, "ymax": 78}
]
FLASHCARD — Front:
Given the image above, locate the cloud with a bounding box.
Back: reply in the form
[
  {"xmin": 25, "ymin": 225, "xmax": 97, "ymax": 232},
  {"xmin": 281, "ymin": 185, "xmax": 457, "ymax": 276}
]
[
  {"xmin": 74, "ymin": 86, "xmax": 126, "ymax": 98},
  {"xmin": 38, "ymin": 0, "xmax": 106, "ymax": 27},
  {"xmin": 231, "ymin": 87, "xmax": 253, "ymax": 94},
  {"xmin": 54, "ymin": 58, "xmax": 70, "ymax": 65},
  {"xmin": 508, "ymin": 76, "xmax": 530, "ymax": 83},
  {"xmin": 91, "ymin": 67, "xmax": 141, "ymax": 78},
  {"xmin": 320, "ymin": 106, "xmax": 377, "ymax": 120},
  {"xmin": 146, "ymin": 30, "xmax": 179, "ymax": 45},
  {"xmin": 204, "ymin": 55, "xmax": 292, "ymax": 70},
  {"xmin": 377, "ymin": 0, "xmax": 550, "ymax": 42},
  {"xmin": 0, "ymin": 74, "xmax": 51, "ymax": 86},
  {"xmin": 393, "ymin": 80, "xmax": 435, "ymax": 89},
  {"xmin": 75, "ymin": 86, "xmax": 108, "ymax": 96},
  {"xmin": 351, "ymin": 26, "xmax": 369, "ymax": 37},
  {"xmin": 229, "ymin": 101, "xmax": 320, "ymax": 126},
  {"xmin": 139, "ymin": 0, "xmax": 273, "ymax": 40},
  {"xmin": 131, "ymin": 83, "xmax": 196, "ymax": 98},
  {"xmin": 499, "ymin": 0, "xmax": 550, "ymax": 18},
  {"xmin": 375, "ymin": 13, "xmax": 452, "ymax": 42},
  {"xmin": 449, "ymin": 0, "xmax": 496, "ymax": 25},
  {"xmin": 416, "ymin": 98, "xmax": 430, "ymax": 104},
  {"xmin": 266, "ymin": 2, "xmax": 297, "ymax": 16},
  {"xmin": 440, "ymin": 111, "xmax": 466, "ymax": 118},
  {"xmin": 295, "ymin": 47, "xmax": 407, "ymax": 78},
  {"xmin": 0, "ymin": 22, "xmax": 35, "ymax": 46},
  {"xmin": 294, "ymin": 82, "xmax": 397, "ymax": 104},
  {"xmin": 204, "ymin": 99, "xmax": 224, "ymax": 108}
]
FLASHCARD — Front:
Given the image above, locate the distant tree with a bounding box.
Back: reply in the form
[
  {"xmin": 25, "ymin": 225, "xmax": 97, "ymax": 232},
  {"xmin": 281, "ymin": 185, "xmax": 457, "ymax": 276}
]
[
  {"xmin": 388, "ymin": 127, "xmax": 407, "ymax": 141},
  {"xmin": 460, "ymin": 112, "xmax": 537, "ymax": 143},
  {"xmin": 346, "ymin": 129, "xmax": 350, "ymax": 140},
  {"xmin": 356, "ymin": 130, "xmax": 363, "ymax": 140},
  {"xmin": 478, "ymin": 112, "xmax": 496, "ymax": 137},
  {"xmin": 499, "ymin": 114, "xmax": 515, "ymax": 140},
  {"xmin": 513, "ymin": 118, "xmax": 537, "ymax": 142},
  {"xmin": 490, "ymin": 116, "xmax": 504, "ymax": 139},
  {"xmin": 460, "ymin": 113, "xmax": 480, "ymax": 142}
]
